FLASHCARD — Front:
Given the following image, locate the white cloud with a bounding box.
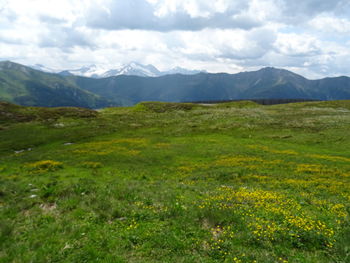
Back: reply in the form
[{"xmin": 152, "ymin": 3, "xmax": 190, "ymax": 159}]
[
  {"xmin": 309, "ymin": 15, "xmax": 350, "ymax": 34},
  {"xmin": 274, "ymin": 33, "xmax": 322, "ymax": 57}
]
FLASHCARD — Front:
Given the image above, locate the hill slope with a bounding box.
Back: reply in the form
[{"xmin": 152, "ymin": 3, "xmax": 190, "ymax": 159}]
[{"xmin": 0, "ymin": 61, "xmax": 113, "ymax": 108}]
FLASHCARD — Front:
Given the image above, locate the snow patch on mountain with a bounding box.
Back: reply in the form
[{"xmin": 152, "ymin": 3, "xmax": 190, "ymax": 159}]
[{"xmin": 101, "ymin": 62, "xmax": 161, "ymax": 78}]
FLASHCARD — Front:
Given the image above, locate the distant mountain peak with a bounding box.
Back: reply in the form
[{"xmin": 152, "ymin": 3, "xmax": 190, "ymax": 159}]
[
  {"xmin": 255, "ymin": 66, "xmax": 305, "ymax": 79},
  {"xmin": 258, "ymin": 67, "xmax": 282, "ymax": 72},
  {"xmin": 50, "ymin": 62, "xmax": 204, "ymax": 78}
]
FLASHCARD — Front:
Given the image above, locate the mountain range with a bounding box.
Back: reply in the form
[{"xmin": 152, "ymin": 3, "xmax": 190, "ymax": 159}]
[
  {"xmin": 1, "ymin": 60, "xmax": 350, "ymax": 108},
  {"xmin": 30, "ymin": 62, "xmax": 204, "ymax": 78}
]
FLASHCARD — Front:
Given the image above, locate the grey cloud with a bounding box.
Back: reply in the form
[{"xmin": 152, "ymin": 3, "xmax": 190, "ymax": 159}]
[
  {"xmin": 274, "ymin": 46, "xmax": 323, "ymax": 58},
  {"xmin": 0, "ymin": 35, "xmax": 23, "ymax": 45},
  {"xmin": 238, "ymin": 51, "xmax": 350, "ymax": 79},
  {"xmin": 278, "ymin": 0, "xmax": 350, "ymax": 24},
  {"xmin": 317, "ymin": 54, "xmax": 350, "ymax": 77},
  {"xmin": 182, "ymin": 54, "xmax": 214, "ymax": 62},
  {"xmin": 282, "ymin": 0, "xmax": 349, "ymax": 15},
  {"xmin": 273, "ymin": 40, "xmax": 323, "ymax": 58},
  {"xmin": 0, "ymin": 7, "xmax": 17, "ymax": 24},
  {"xmin": 39, "ymin": 26, "xmax": 94, "ymax": 49},
  {"xmin": 219, "ymin": 49, "xmax": 265, "ymax": 60},
  {"xmin": 85, "ymin": 0, "xmax": 260, "ymax": 31},
  {"xmin": 39, "ymin": 15, "xmax": 67, "ymax": 25},
  {"xmin": 83, "ymin": 0, "xmax": 350, "ymax": 32},
  {"xmin": 230, "ymin": 14, "xmax": 262, "ymax": 30},
  {"xmin": 219, "ymin": 29, "xmax": 277, "ymax": 60}
]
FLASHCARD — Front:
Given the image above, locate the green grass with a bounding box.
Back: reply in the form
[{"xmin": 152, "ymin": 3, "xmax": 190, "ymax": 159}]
[{"xmin": 1, "ymin": 101, "xmax": 350, "ymax": 262}]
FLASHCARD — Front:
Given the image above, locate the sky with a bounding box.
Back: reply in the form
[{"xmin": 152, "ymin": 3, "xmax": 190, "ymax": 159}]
[{"xmin": 0, "ymin": 0, "xmax": 350, "ymax": 79}]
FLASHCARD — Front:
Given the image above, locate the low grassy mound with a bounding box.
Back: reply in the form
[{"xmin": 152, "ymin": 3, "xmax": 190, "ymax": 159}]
[
  {"xmin": 215, "ymin": 100, "xmax": 260, "ymax": 108},
  {"xmin": 302, "ymin": 100, "xmax": 350, "ymax": 110},
  {"xmin": 134, "ymin": 101, "xmax": 197, "ymax": 113},
  {"xmin": 0, "ymin": 102, "xmax": 97, "ymax": 124},
  {"xmin": 279, "ymin": 100, "xmax": 350, "ymax": 110}
]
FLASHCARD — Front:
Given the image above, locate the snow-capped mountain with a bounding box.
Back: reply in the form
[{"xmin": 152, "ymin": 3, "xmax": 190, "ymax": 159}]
[
  {"xmin": 29, "ymin": 62, "xmax": 204, "ymax": 78},
  {"xmin": 101, "ymin": 62, "xmax": 161, "ymax": 78}
]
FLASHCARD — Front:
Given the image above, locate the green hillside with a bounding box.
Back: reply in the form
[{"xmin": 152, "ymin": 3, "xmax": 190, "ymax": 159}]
[
  {"xmin": 0, "ymin": 61, "xmax": 112, "ymax": 108},
  {"xmin": 1, "ymin": 101, "xmax": 349, "ymax": 262}
]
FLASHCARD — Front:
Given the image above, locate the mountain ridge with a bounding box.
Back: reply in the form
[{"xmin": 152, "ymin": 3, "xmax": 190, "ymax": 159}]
[
  {"xmin": 68, "ymin": 66, "xmax": 350, "ymax": 105},
  {"xmin": 1, "ymin": 61, "xmax": 350, "ymax": 108}
]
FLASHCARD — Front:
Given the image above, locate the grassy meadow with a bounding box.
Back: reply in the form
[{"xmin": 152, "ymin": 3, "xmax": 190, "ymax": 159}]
[{"xmin": 0, "ymin": 100, "xmax": 350, "ymax": 262}]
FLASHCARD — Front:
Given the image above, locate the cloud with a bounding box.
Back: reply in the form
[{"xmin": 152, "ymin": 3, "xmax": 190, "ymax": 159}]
[
  {"xmin": 280, "ymin": 0, "xmax": 350, "ymax": 16},
  {"xmin": 85, "ymin": 0, "xmax": 261, "ymax": 31},
  {"xmin": 308, "ymin": 15, "xmax": 350, "ymax": 34},
  {"xmin": 0, "ymin": 0, "xmax": 349, "ymax": 78},
  {"xmin": 83, "ymin": 0, "xmax": 350, "ymax": 32},
  {"xmin": 0, "ymin": 34, "xmax": 23, "ymax": 45},
  {"xmin": 176, "ymin": 28, "xmax": 277, "ymax": 61},
  {"xmin": 0, "ymin": 3, "xmax": 17, "ymax": 27},
  {"xmin": 274, "ymin": 33, "xmax": 322, "ymax": 57},
  {"xmin": 38, "ymin": 26, "xmax": 96, "ymax": 51},
  {"xmin": 39, "ymin": 15, "xmax": 67, "ymax": 25}
]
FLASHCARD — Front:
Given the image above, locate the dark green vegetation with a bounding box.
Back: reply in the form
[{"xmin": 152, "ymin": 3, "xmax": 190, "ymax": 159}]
[
  {"xmin": 1, "ymin": 100, "xmax": 349, "ymax": 262},
  {"xmin": 0, "ymin": 102, "xmax": 97, "ymax": 124},
  {"xmin": 0, "ymin": 61, "xmax": 112, "ymax": 108},
  {"xmin": 1, "ymin": 61, "xmax": 350, "ymax": 108}
]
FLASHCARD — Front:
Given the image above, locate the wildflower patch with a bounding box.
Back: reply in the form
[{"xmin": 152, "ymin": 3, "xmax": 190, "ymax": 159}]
[
  {"xmin": 199, "ymin": 186, "xmax": 337, "ymax": 248},
  {"xmin": 25, "ymin": 160, "xmax": 63, "ymax": 173}
]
